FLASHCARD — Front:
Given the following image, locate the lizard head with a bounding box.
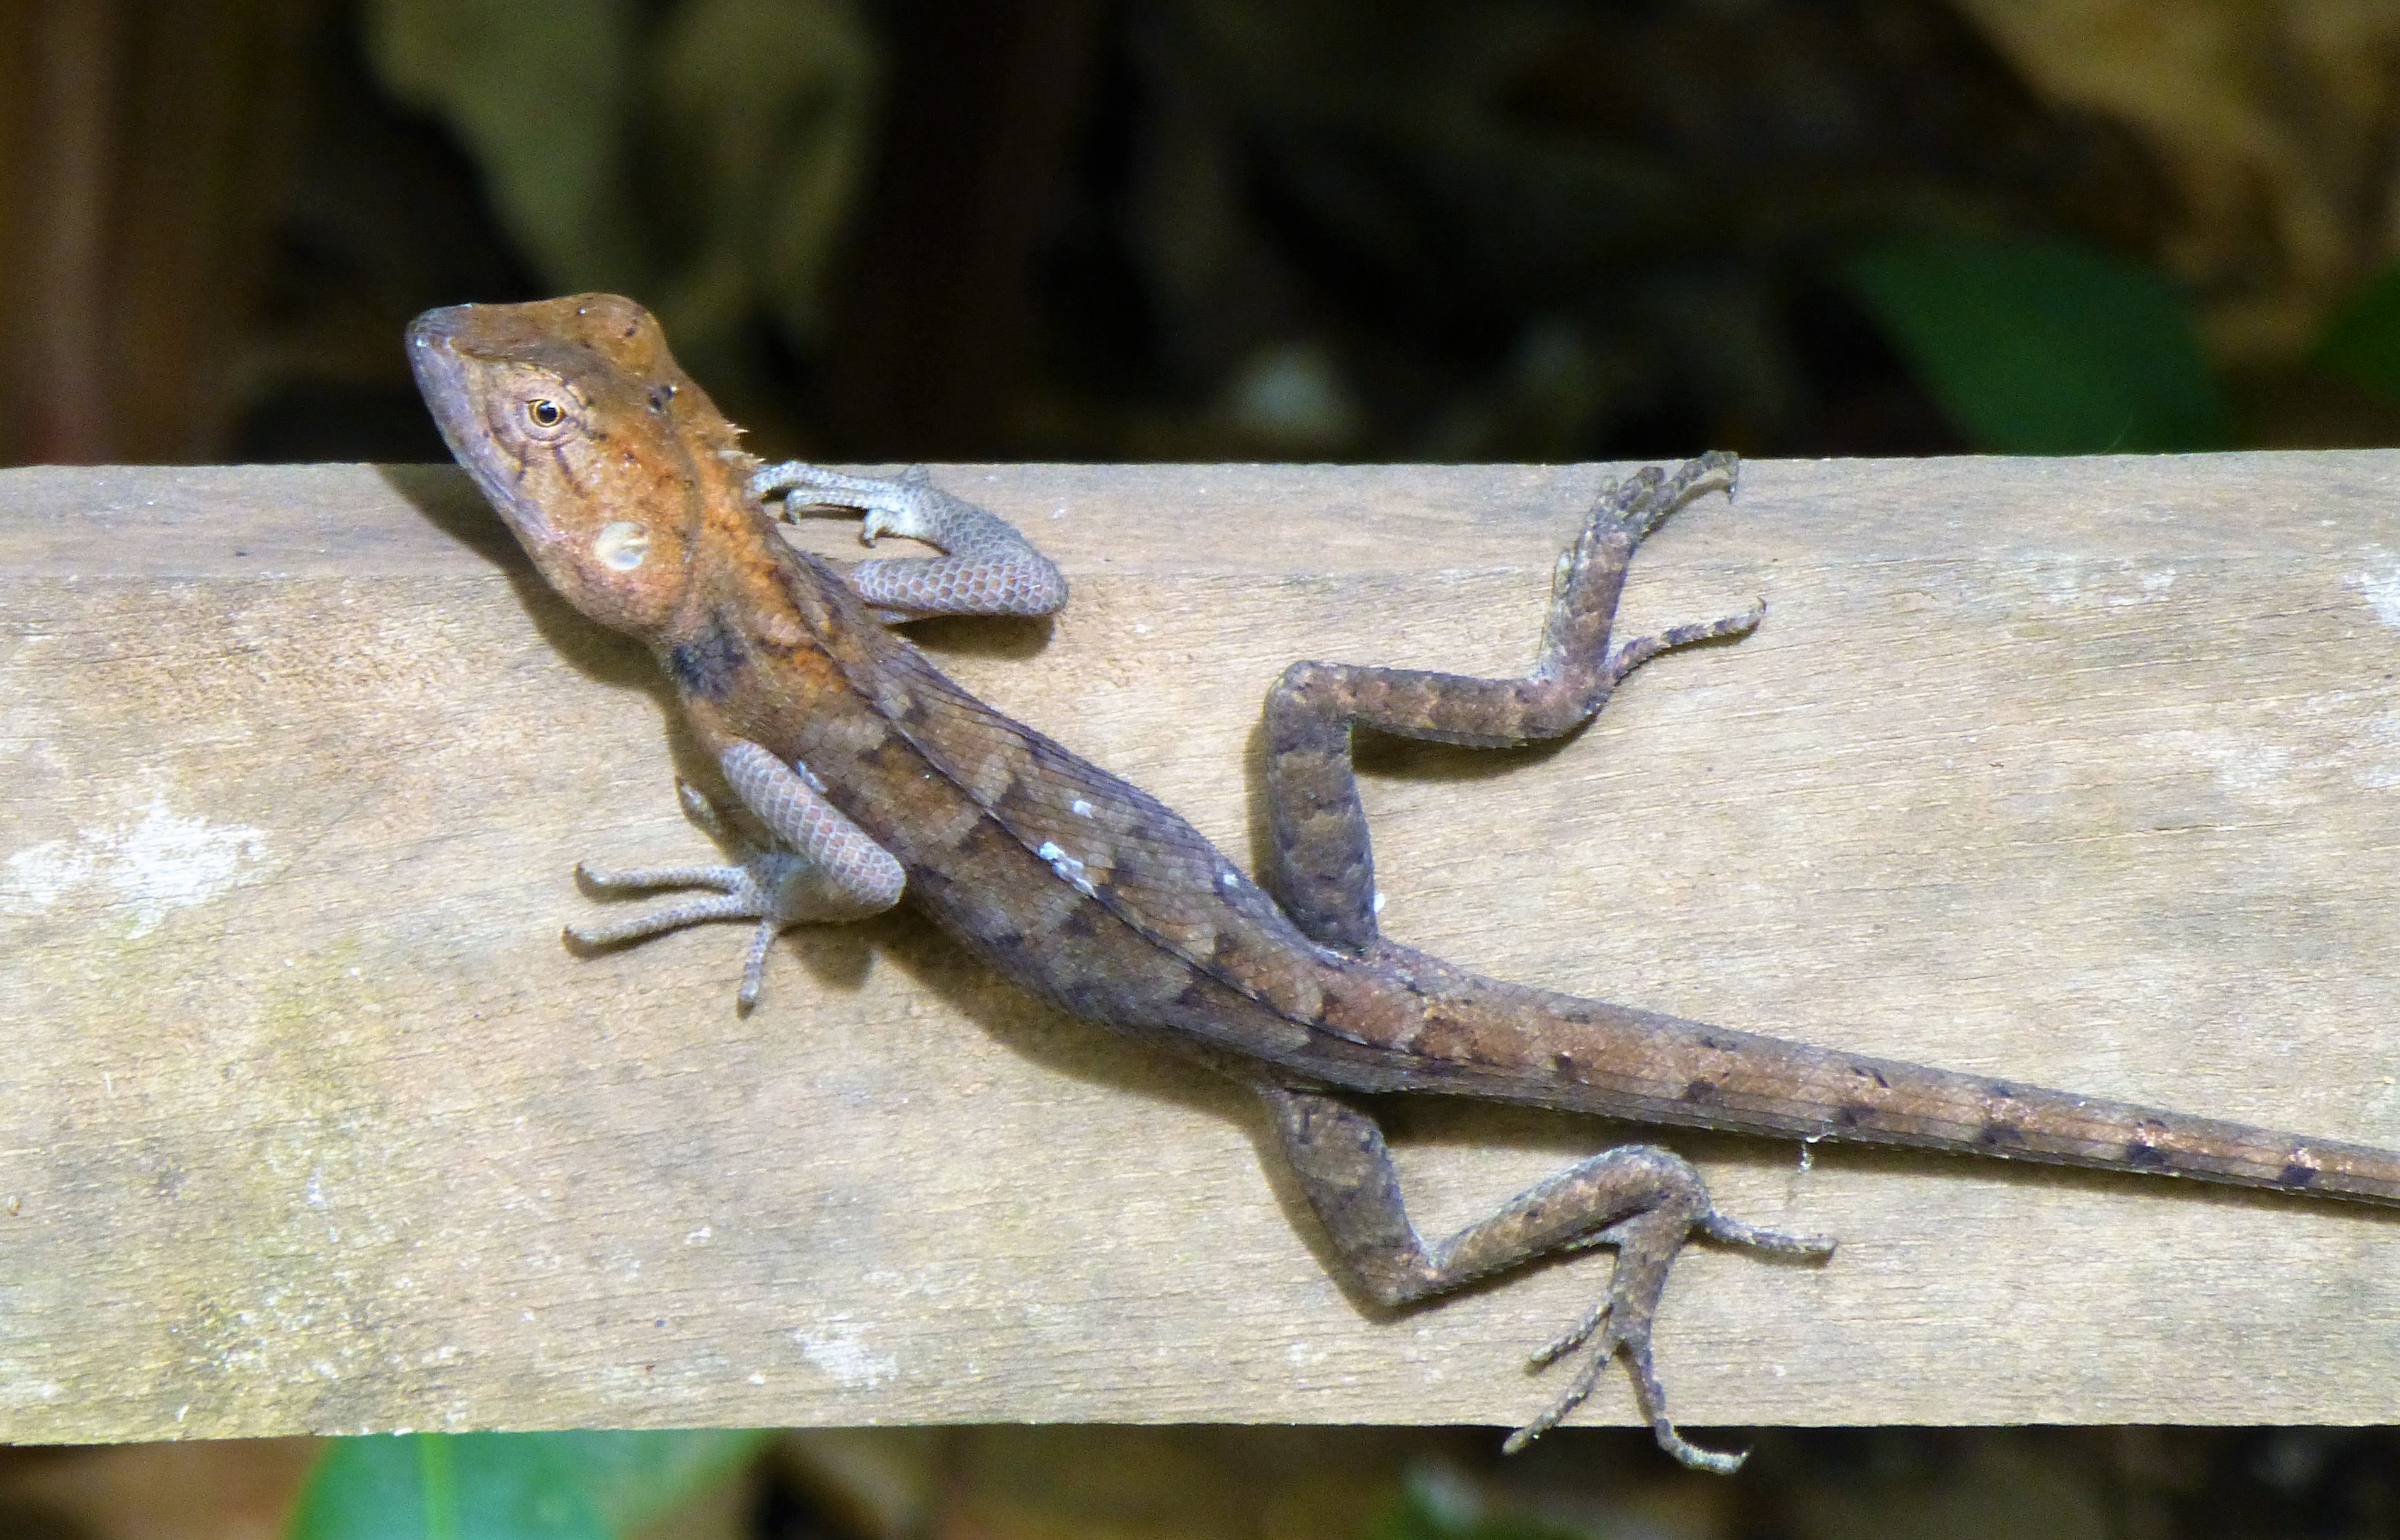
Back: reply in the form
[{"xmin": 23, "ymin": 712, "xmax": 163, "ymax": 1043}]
[{"xmin": 408, "ymin": 294, "xmax": 745, "ymax": 639}]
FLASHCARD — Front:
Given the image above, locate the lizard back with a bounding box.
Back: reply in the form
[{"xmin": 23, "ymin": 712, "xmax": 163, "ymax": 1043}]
[{"xmin": 721, "ymin": 534, "xmax": 2400, "ymax": 1209}]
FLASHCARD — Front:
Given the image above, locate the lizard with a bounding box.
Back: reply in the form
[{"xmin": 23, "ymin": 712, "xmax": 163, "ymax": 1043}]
[{"xmin": 408, "ymin": 292, "xmax": 2400, "ymax": 1473}]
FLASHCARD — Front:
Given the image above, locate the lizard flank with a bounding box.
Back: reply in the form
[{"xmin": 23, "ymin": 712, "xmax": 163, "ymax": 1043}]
[{"xmin": 410, "ymin": 294, "xmax": 2400, "ymax": 1473}]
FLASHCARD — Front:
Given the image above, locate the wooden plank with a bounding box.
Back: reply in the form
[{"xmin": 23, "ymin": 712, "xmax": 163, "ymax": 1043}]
[{"xmin": 3, "ymin": 455, "xmax": 2399, "ymax": 1444}]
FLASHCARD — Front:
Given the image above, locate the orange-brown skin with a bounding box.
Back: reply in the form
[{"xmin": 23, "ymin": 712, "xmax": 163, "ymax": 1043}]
[{"xmin": 412, "ymin": 295, "xmax": 2400, "ymax": 1472}]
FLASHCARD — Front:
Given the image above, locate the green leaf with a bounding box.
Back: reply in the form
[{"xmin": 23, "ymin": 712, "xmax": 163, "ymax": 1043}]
[
  {"xmin": 285, "ymin": 1429, "xmax": 770, "ymax": 1540},
  {"xmin": 1363, "ymin": 1464, "xmax": 1601, "ymax": 1540},
  {"xmin": 360, "ymin": 0, "xmax": 647, "ymax": 293},
  {"xmin": 1842, "ymin": 234, "xmax": 2229, "ymax": 453},
  {"xmin": 2314, "ymin": 260, "xmax": 2400, "ymax": 403}
]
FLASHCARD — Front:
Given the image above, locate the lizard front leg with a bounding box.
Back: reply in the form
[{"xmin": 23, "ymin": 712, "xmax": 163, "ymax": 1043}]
[
  {"xmin": 1262, "ymin": 453, "xmax": 1757, "ymax": 953},
  {"xmin": 746, "ymin": 462, "xmax": 1068, "ymax": 620},
  {"xmin": 570, "ymin": 740, "xmax": 905, "ymax": 1009},
  {"xmin": 1262, "ymin": 1084, "xmax": 1828, "ymax": 1472}
]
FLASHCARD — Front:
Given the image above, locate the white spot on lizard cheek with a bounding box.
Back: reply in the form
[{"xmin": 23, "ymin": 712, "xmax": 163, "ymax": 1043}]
[
  {"xmin": 794, "ymin": 1318, "xmax": 896, "ymax": 1388},
  {"xmin": 2350, "ymin": 553, "xmax": 2400, "ymax": 629},
  {"xmin": 593, "ymin": 520, "xmax": 649, "ymax": 571},
  {"xmin": 3, "ymin": 796, "xmax": 270, "ymax": 936}
]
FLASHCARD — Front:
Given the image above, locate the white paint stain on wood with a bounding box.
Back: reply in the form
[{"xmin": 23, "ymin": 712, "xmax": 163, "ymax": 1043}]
[
  {"xmin": 2350, "ymin": 552, "xmax": 2400, "ymax": 629},
  {"xmin": 3, "ymin": 794, "xmax": 268, "ymax": 935},
  {"xmin": 795, "ymin": 1318, "xmax": 898, "ymax": 1388}
]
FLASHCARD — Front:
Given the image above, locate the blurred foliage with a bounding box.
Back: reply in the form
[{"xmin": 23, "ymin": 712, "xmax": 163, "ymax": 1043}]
[
  {"xmin": 1843, "ymin": 234, "xmax": 2229, "ymax": 452},
  {"xmin": 19, "ymin": 0, "xmax": 2400, "ymax": 463},
  {"xmin": 17, "ymin": 1424, "xmax": 2400, "ymax": 1540},
  {"xmin": 362, "ymin": 0, "xmax": 879, "ymax": 374},
  {"xmin": 341, "ymin": 0, "xmax": 2195, "ymax": 460},
  {"xmin": 285, "ymin": 1429, "xmax": 767, "ymax": 1540},
  {"xmin": 334, "ymin": 0, "xmax": 2400, "ymax": 462},
  {"xmin": 2314, "ymin": 260, "xmax": 2400, "ymax": 407},
  {"xmin": 1368, "ymin": 1464, "xmax": 1603, "ymax": 1540},
  {"xmin": 1060, "ymin": 0, "xmax": 2171, "ymax": 459},
  {"xmin": 1950, "ymin": 0, "xmax": 2400, "ymax": 365}
]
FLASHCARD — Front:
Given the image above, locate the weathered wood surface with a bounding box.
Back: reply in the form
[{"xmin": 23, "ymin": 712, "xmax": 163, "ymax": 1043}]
[{"xmin": 3, "ymin": 455, "xmax": 2399, "ymax": 1444}]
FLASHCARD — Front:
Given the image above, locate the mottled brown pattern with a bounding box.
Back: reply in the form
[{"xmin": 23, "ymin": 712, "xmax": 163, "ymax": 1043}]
[{"xmin": 413, "ymin": 297, "xmax": 2400, "ymax": 1475}]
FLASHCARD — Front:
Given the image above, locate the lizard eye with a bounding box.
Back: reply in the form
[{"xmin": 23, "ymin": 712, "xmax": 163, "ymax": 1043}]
[{"xmin": 525, "ymin": 397, "xmax": 565, "ymax": 429}]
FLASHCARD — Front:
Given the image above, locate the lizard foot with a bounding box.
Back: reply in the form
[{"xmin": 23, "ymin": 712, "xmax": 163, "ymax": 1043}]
[
  {"xmin": 746, "ymin": 461, "xmax": 939, "ymax": 540},
  {"xmin": 1527, "ymin": 452, "xmax": 1744, "ymax": 689},
  {"xmin": 564, "ymin": 782, "xmax": 812, "ymax": 1010},
  {"xmin": 745, "ymin": 461, "xmax": 1066, "ymax": 620},
  {"xmin": 1503, "ymin": 1204, "xmax": 1835, "ymax": 1473},
  {"xmin": 1548, "ymin": 452, "xmax": 1737, "ymax": 608}
]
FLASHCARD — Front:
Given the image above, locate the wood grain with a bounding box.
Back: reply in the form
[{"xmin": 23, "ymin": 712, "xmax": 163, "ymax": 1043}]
[{"xmin": 3, "ymin": 455, "xmax": 2398, "ymax": 1442}]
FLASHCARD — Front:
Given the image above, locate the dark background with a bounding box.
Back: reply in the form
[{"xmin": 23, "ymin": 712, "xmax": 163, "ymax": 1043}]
[
  {"xmin": 14, "ymin": 0, "xmax": 2400, "ymax": 474},
  {"xmin": 6, "ymin": 2, "xmax": 2400, "ymax": 1536}
]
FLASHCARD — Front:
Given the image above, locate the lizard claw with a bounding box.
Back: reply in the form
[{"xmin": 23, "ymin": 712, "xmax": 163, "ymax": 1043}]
[
  {"xmin": 1507, "ymin": 1294, "xmax": 1751, "ymax": 1474},
  {"xmin": 1598, "ymin": 450, "xmax": 1738, "ymax": 543}
]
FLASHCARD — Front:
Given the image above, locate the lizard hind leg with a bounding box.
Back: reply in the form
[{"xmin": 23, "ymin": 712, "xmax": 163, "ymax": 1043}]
[{"xmin": 1259, "ymin": 1085, "xmax": 1832, "ymax": 1473}]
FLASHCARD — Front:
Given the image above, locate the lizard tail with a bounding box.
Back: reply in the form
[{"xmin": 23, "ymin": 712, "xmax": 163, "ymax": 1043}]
[
  {"xmin": 1543, "ymin": 998, "xmax": 2400, "ymax": 1204},
  {"xmin": 1315, "ymin": 959, "xmax": 2400, "ymax": 1206}
]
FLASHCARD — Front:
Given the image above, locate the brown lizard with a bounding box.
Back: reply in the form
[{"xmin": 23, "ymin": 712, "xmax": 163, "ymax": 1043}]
[{"xmin": 409, "ymin": 293, "xmax": 2400, "ymax": 1472}]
